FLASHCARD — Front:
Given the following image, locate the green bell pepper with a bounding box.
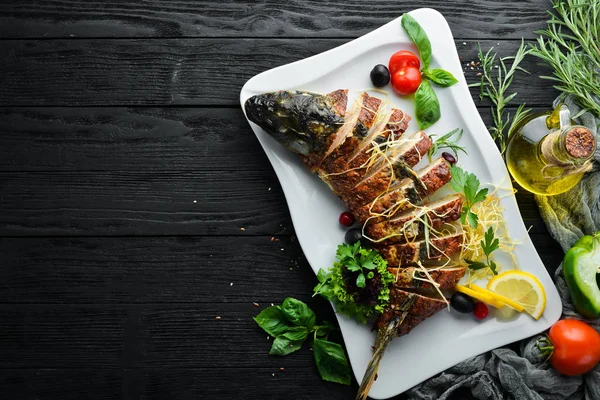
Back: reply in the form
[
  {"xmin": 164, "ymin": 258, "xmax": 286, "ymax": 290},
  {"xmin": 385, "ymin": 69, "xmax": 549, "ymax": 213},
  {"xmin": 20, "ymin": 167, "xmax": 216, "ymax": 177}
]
[{"xmin": 563, "ymin": 232, "xmax": 600, "ymax": 318}]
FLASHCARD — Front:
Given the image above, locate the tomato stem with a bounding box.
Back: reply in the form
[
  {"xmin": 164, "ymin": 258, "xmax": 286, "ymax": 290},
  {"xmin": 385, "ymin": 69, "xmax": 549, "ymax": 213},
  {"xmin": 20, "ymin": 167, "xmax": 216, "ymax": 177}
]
[{"xmin": 535, "ymin": 335, "xmax": 554, "ymax": 363}]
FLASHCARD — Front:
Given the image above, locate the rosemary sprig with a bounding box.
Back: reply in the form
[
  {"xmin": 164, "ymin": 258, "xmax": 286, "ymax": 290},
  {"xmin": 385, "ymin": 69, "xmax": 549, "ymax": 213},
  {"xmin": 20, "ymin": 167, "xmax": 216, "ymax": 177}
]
[
  {"xmin": 473, "ymin": 40, "xmax": 533, "ymax": 154},
  {"xmin": 427, "ymin": 128, "xmax": 467, "ymax": 161},
  {"xmin": 530, "ymin": 0, "xmax": 600, "ymax": 119}
]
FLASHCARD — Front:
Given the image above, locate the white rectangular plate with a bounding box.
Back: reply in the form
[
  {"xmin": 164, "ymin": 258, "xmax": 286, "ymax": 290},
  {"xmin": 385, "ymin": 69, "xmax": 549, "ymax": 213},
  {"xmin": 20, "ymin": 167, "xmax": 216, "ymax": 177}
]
[{"xmin": 240, "ymin": 8, "xmax": 561, "ymax": 399}]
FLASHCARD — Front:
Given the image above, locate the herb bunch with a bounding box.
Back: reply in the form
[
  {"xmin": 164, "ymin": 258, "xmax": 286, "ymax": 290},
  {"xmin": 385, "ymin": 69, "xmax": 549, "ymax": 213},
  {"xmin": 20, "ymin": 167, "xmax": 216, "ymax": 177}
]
[
  {"xmin": 254, "ymin": 297, "xmax": 351, "ymax": 385},
  {"xmin": 474, "ymin": 40, "xmax": 533, "ymax": 154},
  {"xmin": 401, "ymin": 14, "xmax": 459, "ymax": 130},
  {"xmin": 465, "ymin": 227, "xmax": 500, "ymax": 275},
  {"xmin": 314, "ymin": 242, "xmax": 394, "ymax": 324},
  {"xmin": 531, "ymin": 0, "xmax": 600, "ymax": 118},
  {"xmin": 450, "ymin": 165, "xmax": 488, "ymax": 228}
]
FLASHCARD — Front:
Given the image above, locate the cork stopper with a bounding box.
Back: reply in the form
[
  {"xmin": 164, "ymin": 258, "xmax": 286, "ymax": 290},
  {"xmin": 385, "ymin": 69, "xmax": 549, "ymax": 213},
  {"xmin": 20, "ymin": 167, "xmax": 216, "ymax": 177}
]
[{"xmin": 564, "ymin": 127, "xmax": 596, "ymax": 159}]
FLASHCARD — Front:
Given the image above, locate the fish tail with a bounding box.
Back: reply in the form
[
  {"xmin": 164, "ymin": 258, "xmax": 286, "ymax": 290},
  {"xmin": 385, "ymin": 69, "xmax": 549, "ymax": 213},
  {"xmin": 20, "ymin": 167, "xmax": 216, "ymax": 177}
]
[{"xmin": 355, "ymin": 314, "xmax": 405, "ymax": 400}]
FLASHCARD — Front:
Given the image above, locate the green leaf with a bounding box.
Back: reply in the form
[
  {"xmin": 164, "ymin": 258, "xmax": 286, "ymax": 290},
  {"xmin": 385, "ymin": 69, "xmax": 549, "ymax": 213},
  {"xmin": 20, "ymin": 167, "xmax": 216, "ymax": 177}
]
[
  {"xmin": 415, "ymin": 81, "xmax": 441, "ymax": 129},
  {"xmin": 254, "ymin": 306, "xmax": 293, "ymax": 337},
  {"xmin": 313, "ymin": 338, "xmax": 351, "ymax": 385},
  {"xmin": 424, "ymin": 68, "xmax": 459, "ymax": 87},
  {"xmin": 465, "ymin": 259, "xmax": 488, "ymax": 270},
  {"xmin": 467, "ymin": 210, "xmax": 479, "ymax": 228},
  {"xmin": 356, "ymin": 273, "xmax": 366, "ymax": 288},
  {"xmin": 315, "ymin": 321, "xmax": 336, "ymax": 338},
  {"xmin": 367, "ymin": 271, "xmax": 374, "ymax": 279},
  {"xmin": 463, "ymin": 173, "xmax": 481, "ymax": 202},
  {"xmin": 482, "ymin": 227, "xmax": 500, "ymax": 256},
  {"xmin": 401, "ymin": 14, "xmax": 432, "ymax": 69},
  {"xmin": 345, "ymin": 259, "xmax": 362, "ymax": 272},
  {"xmin": 317, "ymin": 268, "xmax": 328, "ymax": 283},
  {"xmin": 473, "ymin": 188, "xmax": 489, "ymax": 204},
  {"xmin": 281, "ymin": 326, "xmax": 309, "ymax": 341},
  {"xmin": 450, "ymin": 165, "xmax": 468, "ymax": 193},
  {"xmin": 269, "ymin": 334, "xmax": 305, "ymax": 356},
  {"xmin": 489, "ymin": 260, "xmax": 498, "ymax": 275},
  {"xmin": 281, "ymin": 298, "xmax": 316, "ymax": 328}
]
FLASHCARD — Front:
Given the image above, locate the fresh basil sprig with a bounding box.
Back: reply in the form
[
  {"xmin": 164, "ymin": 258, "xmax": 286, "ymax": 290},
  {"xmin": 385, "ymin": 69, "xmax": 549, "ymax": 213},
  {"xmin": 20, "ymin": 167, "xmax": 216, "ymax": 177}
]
[
  {"xmin": 254, "ymin": 297, "xmax": 351, "ymax": 385},
  {"xmin": 415, "ymin": 81, "xmax": 441, "ymax": 130},
  {"xmin": 401, "ymin": 14, "xmax": 432, "ymax": 69},
  {"xmin": 401, "ymin": 14, "xmax": 459, "ymax": 129}
]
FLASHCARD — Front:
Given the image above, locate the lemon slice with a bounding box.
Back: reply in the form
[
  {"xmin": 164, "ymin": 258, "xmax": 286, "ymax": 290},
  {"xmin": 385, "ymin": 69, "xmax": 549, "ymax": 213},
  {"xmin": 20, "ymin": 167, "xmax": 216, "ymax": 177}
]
[{"xmin": 487, "ymin": 271, "xmax": 546, "ymax": 319}]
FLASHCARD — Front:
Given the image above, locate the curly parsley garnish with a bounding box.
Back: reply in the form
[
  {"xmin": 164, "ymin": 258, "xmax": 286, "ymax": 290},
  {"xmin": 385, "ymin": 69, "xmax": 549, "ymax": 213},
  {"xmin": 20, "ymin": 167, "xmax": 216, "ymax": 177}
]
[
  {"xmin": 466, "ymin": 227, "xmax": 500, "ymax": 275},
  {"xmin": 450, "ymin": 165, "xmax": 488, "ymax": 228},
  {"xmin": 313, "ymin": 242, "xmax": 394, "ymax": 324}
]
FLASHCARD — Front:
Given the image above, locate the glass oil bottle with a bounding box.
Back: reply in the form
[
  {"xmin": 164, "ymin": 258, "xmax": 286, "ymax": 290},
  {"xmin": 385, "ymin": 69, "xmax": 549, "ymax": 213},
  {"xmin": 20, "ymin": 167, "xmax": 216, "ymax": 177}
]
[{"xmin": 506, "ymin": 105, "xmax": 596, "ymax": 196}]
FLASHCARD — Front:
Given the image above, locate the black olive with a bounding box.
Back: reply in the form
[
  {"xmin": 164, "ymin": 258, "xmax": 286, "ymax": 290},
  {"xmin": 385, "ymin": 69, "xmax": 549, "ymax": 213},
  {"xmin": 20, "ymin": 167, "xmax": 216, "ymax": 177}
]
[
  {"xmin": 442, "ymin": 152, "xmax": 457, "ymax": 165},
  {"xmin": 344, "ymin": 227, "xmax": 363, "ymax": 245},
  {"xmin": 370, "ymin": 64, "xmax": 390, "ymax": 88},
  {"xmin": 450, "ymin": 292, "xmax": 474, "ymax": 314}
]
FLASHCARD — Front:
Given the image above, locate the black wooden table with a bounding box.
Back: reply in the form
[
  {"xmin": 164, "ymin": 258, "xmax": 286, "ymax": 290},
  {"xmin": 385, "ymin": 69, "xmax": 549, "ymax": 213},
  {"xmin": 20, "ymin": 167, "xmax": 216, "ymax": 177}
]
[{"xmin": 0, "ymin": 2, "xmax": 565, "ymax": 399}]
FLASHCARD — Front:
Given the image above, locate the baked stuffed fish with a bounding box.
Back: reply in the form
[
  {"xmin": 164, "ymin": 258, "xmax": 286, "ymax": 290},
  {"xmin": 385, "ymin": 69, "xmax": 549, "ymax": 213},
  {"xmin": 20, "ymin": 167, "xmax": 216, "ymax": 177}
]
[{"xmin": 245, "ymin": 89, "xmax": 466, "ymax": 399}]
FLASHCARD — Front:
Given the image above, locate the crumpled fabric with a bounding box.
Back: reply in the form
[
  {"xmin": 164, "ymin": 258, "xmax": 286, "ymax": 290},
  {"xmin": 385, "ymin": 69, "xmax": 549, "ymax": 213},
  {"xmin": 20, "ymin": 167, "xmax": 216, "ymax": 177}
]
[{"xmin": 406, "ymin": 96, "xmax": 600, "ymax": 400}]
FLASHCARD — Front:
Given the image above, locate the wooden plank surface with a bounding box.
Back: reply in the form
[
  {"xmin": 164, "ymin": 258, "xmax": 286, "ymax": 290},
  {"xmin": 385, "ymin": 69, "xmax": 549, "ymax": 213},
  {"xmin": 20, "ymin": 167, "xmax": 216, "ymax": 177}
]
[
  {"xmin": 0, "ymin": 235, "xmax": 563, "ymax": 305},
  {"xmin": 0, "ymin": 2, "xmax": 566, "ymax": 399},
  {"xmin": 0, "ymin": 1, "xmax": 549, "ymax": 39},
  {"xmin": 0, "ymin": 39, "xmax": 557, "ymax": 106}
]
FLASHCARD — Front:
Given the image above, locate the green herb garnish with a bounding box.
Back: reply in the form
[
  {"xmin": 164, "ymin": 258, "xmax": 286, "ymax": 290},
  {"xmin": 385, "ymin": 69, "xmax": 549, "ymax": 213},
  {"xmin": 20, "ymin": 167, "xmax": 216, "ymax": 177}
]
[
  {"xmin": 254, "ymin": 297, "xmax": 351, "ymax": 385},
  {"xmin": 314, "ymin": 242, "xmax": 394, "ymax": 324},
  {"xmin": 472, "ymin": 40, "xmax": 532, "ymax": 154},
  {"xmin": 465, "ymin": 227, "xmax": 500, "ymax": 275},
  {"xmin": 531, "ymin": 0, "xmax": 600, "ymax": 119},
  {"xmin": 401, "ymin": 14, "xmax": 459, "ymax": 129},
  {"xmin": 450, "ymin": 165, "xmax": 488, "ymax": 228},
  {"xmin": 427, "ymin": 128, "xmax": 467, "ymax": 161}
]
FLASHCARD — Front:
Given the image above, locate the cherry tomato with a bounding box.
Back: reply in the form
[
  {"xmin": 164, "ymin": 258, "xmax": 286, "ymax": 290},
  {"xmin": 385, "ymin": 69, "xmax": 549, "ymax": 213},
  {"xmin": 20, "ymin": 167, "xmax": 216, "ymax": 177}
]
[
  {"xmin": 339, "ymin": 211, "xmax": 354, "ymax": 227},
  {"xmin": 472, "ymin": 302, "xmax": 488, "ymax": 320},
  {"xmin": 391, "ymin": 66, "xmax": 422, "ymax": 96},
  {"xmin": 388, "ymin": 50, "xmax": 421, "ymax": 74},
  {"xmin": 543, "ymin": 319, "xmax": 600, "ymax": 376}
]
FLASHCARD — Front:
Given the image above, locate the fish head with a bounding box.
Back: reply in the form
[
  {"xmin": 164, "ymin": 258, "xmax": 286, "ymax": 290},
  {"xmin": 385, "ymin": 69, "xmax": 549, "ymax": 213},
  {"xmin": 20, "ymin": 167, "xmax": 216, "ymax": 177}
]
[{"xmin": 244, "ymin": 91, "xmax": 343, "ymax": 156}]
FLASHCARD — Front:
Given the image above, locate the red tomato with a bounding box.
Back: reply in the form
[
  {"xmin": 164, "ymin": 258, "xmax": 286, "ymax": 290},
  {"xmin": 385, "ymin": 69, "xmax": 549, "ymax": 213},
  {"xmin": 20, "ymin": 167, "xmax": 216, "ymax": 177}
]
[
  {"xmin": 391, "ymin": 66, "xmax": 422, "ymax": 96},
  {"xmin": 546, "ymin": 319, "xmax": 600, "ymax": 376},
  {"xmin": 388, "ymin": 50, "xmax": 420, "ymax": 74}
]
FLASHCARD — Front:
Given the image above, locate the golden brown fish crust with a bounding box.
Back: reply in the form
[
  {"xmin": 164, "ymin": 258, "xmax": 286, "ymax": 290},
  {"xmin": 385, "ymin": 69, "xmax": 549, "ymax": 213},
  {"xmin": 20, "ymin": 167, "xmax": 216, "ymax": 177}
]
[
  {"xmin": 376, "ymin": 231, "xmax": 464, "ymax": 266},
  {"xmin": 388, "ymin": 266, "xmax": 466, "ymax": 290},
  {"xmin": 365, "ymin": 194, "xmax": 463, "ymax": 243}
]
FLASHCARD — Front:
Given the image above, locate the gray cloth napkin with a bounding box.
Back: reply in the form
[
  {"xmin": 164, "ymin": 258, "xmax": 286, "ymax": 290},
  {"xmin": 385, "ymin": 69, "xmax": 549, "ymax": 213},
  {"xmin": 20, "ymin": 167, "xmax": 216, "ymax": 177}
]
[{"xmin": 406, "ymin": 97, "xmax": 600, "ymax": 400}]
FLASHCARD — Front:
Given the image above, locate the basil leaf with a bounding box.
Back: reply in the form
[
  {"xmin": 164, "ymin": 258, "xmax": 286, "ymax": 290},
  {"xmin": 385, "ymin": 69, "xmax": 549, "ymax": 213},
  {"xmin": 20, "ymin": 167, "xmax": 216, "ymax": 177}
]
[
  {"xmin": 401, "ymin": 14, "xmax": 432, "ymax": 69},
  {"xmin": 313, "ymin": 338, "xmax": 351, "ymax": 385},
  {"xmin": 315, "ymin": 321, "xmax": 336, "ymax": 338},
  {"xmin": 415, "ymin": 81, "xmax": 441, "ymax": 129},
  {"xmin": 254, "ymin": 306, "xmax": 292, "ymax": 337},
  {"xmin": 281, "ymin": 297, "xmax": 316, "ymax": 328},
  {"xmin": 269, "ymin": 335, "xmax": 304, "ymax": 356},
  {"xmin": 424, "ymin": 68, "xmax": 458, "ymax": 87}
]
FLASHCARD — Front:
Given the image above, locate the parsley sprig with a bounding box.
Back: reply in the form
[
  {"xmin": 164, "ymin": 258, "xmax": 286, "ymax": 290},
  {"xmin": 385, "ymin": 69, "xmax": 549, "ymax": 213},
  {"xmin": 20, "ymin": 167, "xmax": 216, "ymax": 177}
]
[
  {"xmin": 427, "ymin": 128, "xmax": 467, "ymax": 161},
  {"xmin": 465, "ymin": 227, "xmax": 500, "ymax": 275},
  {"xmin": 450, "ymin": 165, "xmax": 488, "ymax": 228},
  {"xmin": 254, "ymin": 297, "xmax": 351, "ymax": 385},
  {"xmin": 335, "ymin": 241, "xmax": 377, "ymax": 288}
]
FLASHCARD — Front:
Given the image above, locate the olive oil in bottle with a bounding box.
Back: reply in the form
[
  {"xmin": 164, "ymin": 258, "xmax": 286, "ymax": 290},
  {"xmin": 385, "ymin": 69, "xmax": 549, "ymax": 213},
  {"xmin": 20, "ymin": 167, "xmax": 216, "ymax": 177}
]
[{"xmin": 506, "ymin": 105, "xmax": 596, "ymax": 196}]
